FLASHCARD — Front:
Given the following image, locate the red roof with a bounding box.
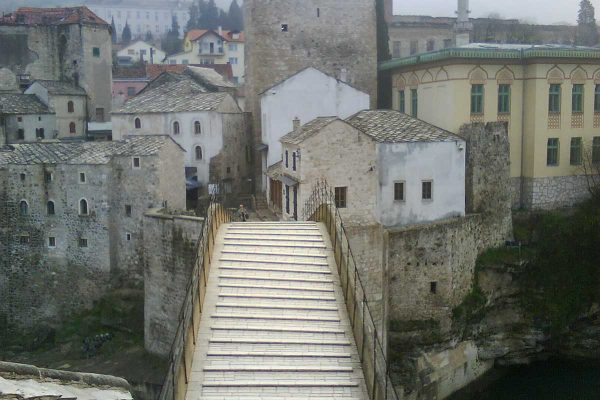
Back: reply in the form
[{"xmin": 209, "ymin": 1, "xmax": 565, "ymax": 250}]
[
  {"xmin": 0, "ymin": 6, "xmax": 109, "ymax": 26},
  {"xmin": 186, "ymin": 28, "xmax": 244, "ymax": 43},
  {"xmin": 145, "ymin": 63, "xmax": 234, "ymax": 81}
]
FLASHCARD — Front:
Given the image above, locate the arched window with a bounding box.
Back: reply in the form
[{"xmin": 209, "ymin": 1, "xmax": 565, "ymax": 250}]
[
  {"xmin": 195, "ymin": 145, "xmax": 203, "ymax": 160},
  {"xmin": 19, "ymin": 200, "xmax": 28, "ymax": 216},
  {"xmin": 47, "ymin": 201, "xmax": 55, "ymax": 215},
  {"xmin": 194, "ymin": 121, "xmax": 201, "ymax": 134},
  {"xmin": 67, "ymin": 101, "xmax": 74, "ymax": 113},
  {"xmin": 79, "ymin": 199, "xmax": 88, "ymax": 215},
  {"xmin": 134, "ymin": 117, "xmax": 141, "ymax": 129},
  {"xmin": 173, "ymin": 121, "xmax": 180, "ymax": 135},
  {"xmin": 69, "ymin": 122, "xmax": 76, "ymax": 134}
]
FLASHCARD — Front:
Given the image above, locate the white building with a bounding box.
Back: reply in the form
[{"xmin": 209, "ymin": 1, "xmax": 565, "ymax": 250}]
[
  {"xmin": 87, "ymin": 0, "xmax": 190, "ymax": 40},
  {"xmin": 164, "ymin": 29, "xmax": 245, "ymax": 85},
  {"xmin": 260, "ymin": 67, "xmax": 370, "ymax": 205},
  {"xmin": 117, "ymin": 40, "xmax": 166, "ymax": 64},
  {"xmin": 278, "ymin": 110, "xmax": 466, "ymax": 227},
  {"xmin": 111, "ymin": 74, "xmax": 250, "ymax": 194}
]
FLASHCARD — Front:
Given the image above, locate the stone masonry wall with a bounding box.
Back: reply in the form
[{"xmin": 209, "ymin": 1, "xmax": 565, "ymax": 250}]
[
  {"xmin": 143, "ymin": 211, "xmax": 203, "ymax": 356},
  {"xmin": 522, "ymin": 175, "xmax": 592, "ymax": 210}
]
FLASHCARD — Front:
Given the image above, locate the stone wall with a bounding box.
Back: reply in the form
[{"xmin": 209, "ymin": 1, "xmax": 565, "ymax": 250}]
[
  {"xmin": 142, "ymin": 211, "xmax": 203, "ymax": 356},
  {"xmin": 522, "ymin": 175, "xmax": 592, "ymax": 210}
]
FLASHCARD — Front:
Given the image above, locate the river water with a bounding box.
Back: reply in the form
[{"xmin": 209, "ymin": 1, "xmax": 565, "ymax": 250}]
[{"xmin": 449, "ymin": 359, "xmax": 600, "ymax": 399}]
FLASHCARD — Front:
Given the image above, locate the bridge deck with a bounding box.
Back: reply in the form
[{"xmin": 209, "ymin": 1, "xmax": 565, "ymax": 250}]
[{"xmin": 185, "ymin": 222, "xmax": 368, "ymax": 400}]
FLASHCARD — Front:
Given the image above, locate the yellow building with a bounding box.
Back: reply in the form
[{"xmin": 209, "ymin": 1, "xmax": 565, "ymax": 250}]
[
  {"xmin": 381, "ymin": 44, "xmax": 600, "ymax": 209},
  {"xmin": 164, "ymin": 28, "xmax": 245, "ymax": 85}
]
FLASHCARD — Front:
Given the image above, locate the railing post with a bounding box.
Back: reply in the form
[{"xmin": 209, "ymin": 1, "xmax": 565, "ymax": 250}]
[
  {"xmin": 171, "ymin": 355, "xmax": 176, "ymax": 400},
  {"xmin": 372, "ymin": 329, "xmax": 377, "ymax": 400}
]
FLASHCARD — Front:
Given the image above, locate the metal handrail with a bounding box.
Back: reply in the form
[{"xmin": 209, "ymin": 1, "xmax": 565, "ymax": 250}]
[
  {"xmin": 158, "ymin": 192, "xmax": 231, "ymax": 400},
  {"xmin": 303, "ymin": 179, "xmax": 400, "ymax": 400}
]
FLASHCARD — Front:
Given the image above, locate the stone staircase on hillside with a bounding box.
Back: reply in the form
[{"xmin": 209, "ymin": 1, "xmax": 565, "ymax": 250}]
[
  {"xmin": 254, "ymin": 194, "xmax": 268, "ymax": 210},
  {"xmin": 185, "ymin": 221, "xmax": 368, "ymax": 399}
]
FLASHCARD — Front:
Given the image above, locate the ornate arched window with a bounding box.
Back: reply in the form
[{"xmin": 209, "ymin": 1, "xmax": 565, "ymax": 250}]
[
  {"xmin": 79, "ymin": 199, "xmax": 88, "ymax": 215},
  {"xmin": 19, "ymin": 200, "xmax": 28, "ymax": 216},
  {"xmin": 47, "ymin": 201, "xmax": 55, "ymax": 215}
]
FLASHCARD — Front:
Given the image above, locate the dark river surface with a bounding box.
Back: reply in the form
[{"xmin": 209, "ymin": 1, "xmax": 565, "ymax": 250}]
[{"xmin": 449, "ymin": 359, "xmax": 600, "ymax": 400}]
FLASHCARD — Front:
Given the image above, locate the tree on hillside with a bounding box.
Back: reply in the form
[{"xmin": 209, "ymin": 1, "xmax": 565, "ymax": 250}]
[
  {"xmin": 187, "ymin": 1, "xmax": 200, "ymax": 31},
  {"xmin": 202, "ymin": 0, "xmax": 220, "ymax": 29},
  {"xmin": 145, "ymin": 31, "xmax": 154, "ymax": 42},
  {"xmin": 110, "ymin": 17, "xmax": 117, "ymax": 44},
  {"xmin": 576, "ymin": 0, "xmax": 599, "ymax": 46},
  {"xmin": 162, "ymin": 16, "xmax": 183, "ymax": 55},
  {"xmin": 121, "ymin": 21, "xmax": 132, "ymax": 44},
  {"xmin": 227, "ymin": 0, "xmax": 243, "ymax": 31}
]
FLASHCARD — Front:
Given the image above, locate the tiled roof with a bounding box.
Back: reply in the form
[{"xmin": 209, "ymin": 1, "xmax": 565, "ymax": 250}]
[
  {"xmin": 187, "ymin": 66, "xmax": 235, "ymax": 88},
  {"xmin": 113, "ymin": 66, "xmax": 148, "ymax": 79},
  {"xmin": 146, "ymin": 64, "xmax": 188, "ymax": 80},
  {"xmin": 280, "ymin": 117, "xmax": 340, "ymax": 145},
  {"xmin": 34, "ymin": 80, "xmax": 87, "ymax": 96},
  {"xmin": 0, "ymin": 7, "xmax": 108, "ymax": 26},
  {"xmin": 186, "ymin": 29, "xmax": 210, "ymax": 42},
  {"xmin": 113, "ymin": 79, "xmax": 228, "ymax": 114},
  {"xmin": 347, "ymin": 110, "xmax": 460, "ymax": 143},
  {"xmin": 0, "ymin": 94, "xmax": 52, "ymax": 114},
  {"xmin": 186, "ymin": 29, "xmax": 244, "ymax": 43},
  {"xmin": 0, "ymin": 136, "xmax": 175, "ymax": 165}
]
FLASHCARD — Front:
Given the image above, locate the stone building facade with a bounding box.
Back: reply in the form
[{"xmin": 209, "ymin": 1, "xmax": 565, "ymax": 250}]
[
  {"xmin": 381, "ymin": 44, "xmax": 600, "ymax": 209},
  {"xmin": 0, "ymin": 7, "xmax": 113, "ymax": 123},
  {"xmin": 244, "ymin": 0, "xmax": 378, "ymax": 190},
  {"xmin": 0, "ymin": 136, "xmax": 185, "ymax": 331},
  {"xmin": 112, "ymin": 72, "xmax": 252, "ymax": 196},
  {"xmin": 0, "ymin": 93, "xmax": 55, "ymax": 143}
]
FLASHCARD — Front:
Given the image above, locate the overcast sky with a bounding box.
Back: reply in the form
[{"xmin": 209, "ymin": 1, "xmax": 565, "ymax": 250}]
[{"xmin": 393, "ymin": 0, "xmax": 591, "ymax": 25}]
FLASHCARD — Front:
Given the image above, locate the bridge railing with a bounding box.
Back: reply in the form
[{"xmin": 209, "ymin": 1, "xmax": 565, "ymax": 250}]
[
  {"xmin": 159, "ymin": 194, "xmax": 231, "ymax": 400},
  {"xmin": 304, "ymin": 180, "xmax": 400, "ymax": 400}
]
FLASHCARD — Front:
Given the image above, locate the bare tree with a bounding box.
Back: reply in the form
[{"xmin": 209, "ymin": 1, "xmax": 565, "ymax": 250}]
[{"xmin": 580, "ymin": 141, "xmax": 600, "ymax": 200}]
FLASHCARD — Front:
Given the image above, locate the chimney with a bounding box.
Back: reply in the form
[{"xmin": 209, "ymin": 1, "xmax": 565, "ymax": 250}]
[
  {"xmin": 293, "ymin": 117, "xmax": 300, "ymax": 131},
  {"xmin": 218, "ymin": 25, "xmax": 222, "ymax": 36},
  {"xmin": 339, "ymin": 68, "xmax": 348, "ymax": 83}
]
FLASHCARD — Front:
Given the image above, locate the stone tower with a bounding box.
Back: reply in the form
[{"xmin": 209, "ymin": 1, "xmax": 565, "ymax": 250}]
[
  {"xmin": 454, "ymin": 0, "xmax": 473, "ymax": 46},
  {"xmin": 244, "ymin": 0, "xmax": 378, "ymax": 190}
]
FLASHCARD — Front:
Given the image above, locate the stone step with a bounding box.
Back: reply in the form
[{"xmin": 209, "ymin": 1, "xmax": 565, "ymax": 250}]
[
  {"xmin": 218, "ymin": 264, "xmax": 332, "ymax": 275},
  {"xmin": 223, "ymin": 240, "xmax": 327, "ymax": 249},
  {"xmin": 206, "ymin": 351, "xmax": 352, "ymax": 358},
  {"xmin": 211, "ymin": 313, "xmax": 341, "ymax": 322},
  {"xmin": 201, "ymin": 380, "xmax": 359, "ymax": 387},
  {"xmin": 224, "ymin": 235, "xmax": 324, "ymax": 242},
  {"xmin": 203, "ymin": 366, "xmax": 353, "ymax": 372},
  {"xmin": 219, "ymin": 274, "xmax": 333, "ymax": 284},
  {"xmin": 221, "ymin": 249, "xmax": 327, "ymax": 258},
  {"xmin": 227, "ymin": 225, "xmax": 319, "ymax": 231},
  {"xmin": 218, "ymin": 269, "xmax": 332, "ymax": 282},
  {"xmin": 208, "ymin": 338, "xmax": 350, "ymax": 346},
  {"xmin": 217, "ymin": 292, "xmax": 336, "ymax": 301},
  {"xmin": 210, "ymin": 325, "xmax": 345, "ymax": 334},
  {"xmin": 220, "ymin": 256, "xmax": 329, "ymax": 267},
  {"xmin": 223, "ymin": 231, "xmax": 323, "ymax": 237},
  {"xmin": 215, "ymin": 302, "xmax": 338, "ymax": 311},
  {"xmin": 218, "ymin": 283, "xmax": 334, "ymax": 293}
]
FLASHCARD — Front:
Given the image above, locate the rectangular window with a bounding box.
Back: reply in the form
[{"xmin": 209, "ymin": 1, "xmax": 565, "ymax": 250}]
[
  {"xmin": 45, "ymin": 172, "xmax": 53, "ymax": 183},
  {"xmin": 498, "ymin": 84, "xmax": 511, "ymax": 114},
  {"xmin": 422, "ymin": 180, "xmax": 433, "ymax": 200},
  {"xmin": 126, "ymin": 233, "xmax": 132, "ymax": 241},
  {"xmin": 549, "ymin": 84, "xmax": 561, "ymax": 113},
  {"xmin": 48, "ymin": 237, "xmax": 56, "ymax": 248},
  {"xmin": 285, "ymin": 185, "xmax": 290, "ymax": 214},
  {"xmin": 17, "ymin": 129, "xmax": 24, "ymax": 140},
  {"xmin": 127, "ymin": 49, "xmax": 135, "ymax": 55},
  {"xmin": 593, "ymin": 137, "xmax": 600, "ymax": 164},
  {"xmin": 125, "ymin": 205, "xmax": 132, "ymax": 216},
  {"xmin": 426, "ymin": 39, "xmax": 435, "ymax": 52},
  {"xmin": 132, "ymin": 157, "xmax": 141, "ymax": 168},
  {"xmin": 20, "ymin": 235, "xmax": 30, "ymax": 244},
  {"xmin": 411, "ymin": 89, "xmax": 418, "ymax": 118},
  {"xmin": 471, "ymin": 84, "xmax": 484, "ymax": 114},
  {"xmin": 595, "ymin": 85, "xmax": 600, "ymax": 112},
  {"xmin": 570, "ymin": 137, "xmax": 582, "ymax": 165},
  {"xmin": 572, "ymin": 84, "xmax": 584, "ymax": 113},
  {"xmin": 92, "ymin": 47, "xmax": 100, "ymax": 57},
  {"xmin": 285, "ymin": 150, "xmax": 289, "ymax": 168},
  {"xmin": 392, "ymin": 41, "xmax": 401, "ymax": 58},
  {"xmin": 79, "ymin": 238, "xmax": 88, "ymax": 248},
  {"xmin": 410, "ymin": 40, "xmax": 418, "ymax": 55},
  {"xmin": 399, "ymin": 90, "xmax": 405, "ymax": 113},
  {"xmin": 292, "ymin": 152, "xmax": 297, "ymax": 171},
  {"xmin": 430, "ymin": 281, "xmax": 437, "ymax": 294},
  {"xmin": 334, "ymin": 187, "xmax": 347, "ymax": 208},
  {"xmin": 79, "ymin": 172, "xmax": 86, "ymax": 183},
  {"xmin": 547, "ymin": 138, "xmax": 560, "ymax": 166},
  {"xmin": 394, "ymin": 181, "xmax": 405, "ymax": 201}
]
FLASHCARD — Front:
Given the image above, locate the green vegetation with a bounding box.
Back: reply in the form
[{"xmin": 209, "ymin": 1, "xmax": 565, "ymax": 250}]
[
  {"xmin": 522, "ymin": 200, "xmax": 600, "ymax": 334},
  {"xmin": 452, "ymin": 284, "xmax": 487, "ymax": 324},
  {"xmin": 477, "ymin": 246, "xmax": 534, "ymax": 268}
]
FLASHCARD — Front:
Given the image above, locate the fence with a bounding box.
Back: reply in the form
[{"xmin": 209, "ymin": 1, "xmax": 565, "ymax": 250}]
[
  {"xmin": 158, "ymin": 195, "xmax": 231, "ymax": 400},
  {"xmin": 303, "ymin": 180, "xmax": 400, "ymax": 400}
]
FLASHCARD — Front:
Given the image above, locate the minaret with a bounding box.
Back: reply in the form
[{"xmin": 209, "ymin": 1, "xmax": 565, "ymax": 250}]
[{"xmin": 454, "ymin": 0, "xmax": 473, "ymax": 46}]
